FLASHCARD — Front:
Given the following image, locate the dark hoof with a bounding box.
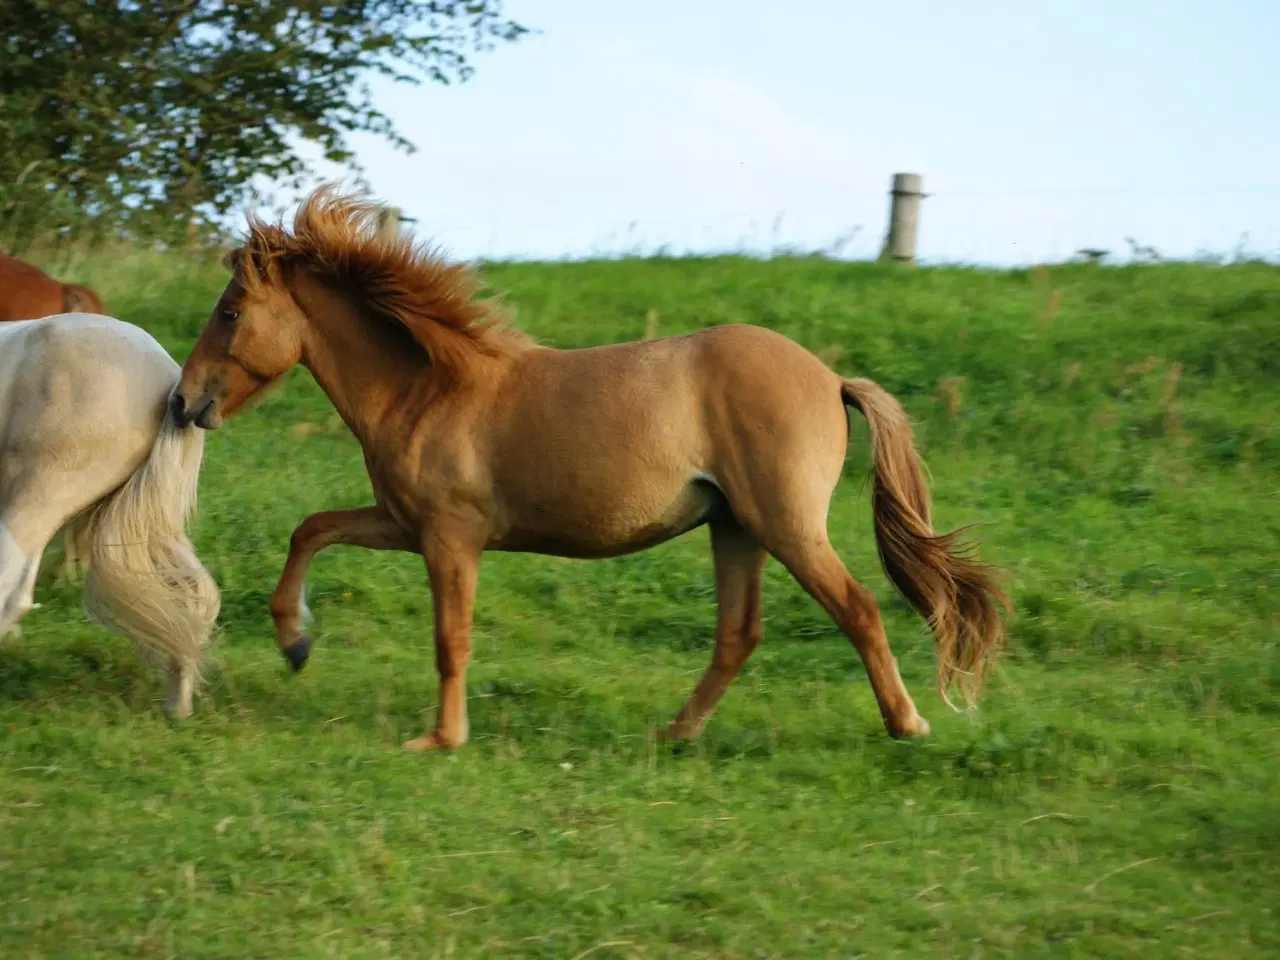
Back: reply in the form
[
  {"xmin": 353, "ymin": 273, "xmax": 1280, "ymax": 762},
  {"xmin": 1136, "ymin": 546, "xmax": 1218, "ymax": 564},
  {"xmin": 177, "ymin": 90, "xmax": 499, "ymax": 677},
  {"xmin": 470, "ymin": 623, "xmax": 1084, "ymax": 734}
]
[
  {"xmin": 282, "ymin": 635, "xmax": 311, "ymax": 672},
  {"xmin": 665, "ymin": 738, "xmax": 694, "ymax": 758}
]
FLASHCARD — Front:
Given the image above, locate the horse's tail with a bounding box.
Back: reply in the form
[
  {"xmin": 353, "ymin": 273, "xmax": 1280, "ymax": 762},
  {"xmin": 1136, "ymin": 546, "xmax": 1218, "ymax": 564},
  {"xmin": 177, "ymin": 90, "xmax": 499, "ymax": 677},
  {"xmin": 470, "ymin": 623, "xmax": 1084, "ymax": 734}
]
[
  {"xmin": 840, "ymin": 377, "xmax": 1009, "ymax": 709},
  {"xmin": 77, "ymin": 390, "xmax": 220, "ymax": 689},
  {"xmin": 62, "ymin": 283, "xmax": 104, "ymax": 314}
]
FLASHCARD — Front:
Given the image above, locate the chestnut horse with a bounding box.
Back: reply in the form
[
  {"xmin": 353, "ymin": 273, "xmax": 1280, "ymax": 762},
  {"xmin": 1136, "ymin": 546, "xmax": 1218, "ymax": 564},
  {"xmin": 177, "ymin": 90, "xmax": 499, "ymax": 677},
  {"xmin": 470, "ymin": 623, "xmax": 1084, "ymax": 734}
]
[
  {"xmin": 0, "ymin": 253, "xmax": 105, "ymax": 321},
  {"xmin": 174, "ymin": 186, "xmax": 1007, "ymax": 751}
]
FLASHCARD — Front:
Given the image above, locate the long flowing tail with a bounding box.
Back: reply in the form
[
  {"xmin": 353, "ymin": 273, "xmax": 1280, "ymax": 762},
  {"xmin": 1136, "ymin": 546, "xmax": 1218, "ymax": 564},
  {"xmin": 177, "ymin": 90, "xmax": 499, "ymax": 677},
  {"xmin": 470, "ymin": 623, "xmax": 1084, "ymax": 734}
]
[
  {"xmin": 76, "ymin": 392, "xmax": 220, "ymax": 685},
  {"xmin": 841, "ymin": 377, "xmax": 1009, "ymax": 709}
]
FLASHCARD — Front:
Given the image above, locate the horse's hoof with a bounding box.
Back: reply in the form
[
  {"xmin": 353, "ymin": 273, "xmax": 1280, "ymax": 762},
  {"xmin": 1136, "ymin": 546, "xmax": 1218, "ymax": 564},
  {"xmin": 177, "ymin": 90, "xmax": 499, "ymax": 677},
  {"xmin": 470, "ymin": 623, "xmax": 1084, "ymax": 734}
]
[
  {"xmin": 402, "ymin": 731, "xmax": 463, "ymax": 752},
  {"xmin": 402, "ymin": 734, "xmax": 441, "ymax": 752},
  {"xmin": 282, "ymin": 635, "xmax": 311, "ymax": 672},
  {"xmin": 889, "ymin": 714, "xmax": 931, "ymax": 739}
]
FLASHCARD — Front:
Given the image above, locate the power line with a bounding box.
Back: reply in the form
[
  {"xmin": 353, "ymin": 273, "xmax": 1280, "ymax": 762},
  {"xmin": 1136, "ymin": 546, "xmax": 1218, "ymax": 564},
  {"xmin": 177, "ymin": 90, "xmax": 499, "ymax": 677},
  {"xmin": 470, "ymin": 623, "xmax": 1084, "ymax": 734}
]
[{"xmin": 930, "ymin": 187, "xmax": 1280, "ymax": 199}]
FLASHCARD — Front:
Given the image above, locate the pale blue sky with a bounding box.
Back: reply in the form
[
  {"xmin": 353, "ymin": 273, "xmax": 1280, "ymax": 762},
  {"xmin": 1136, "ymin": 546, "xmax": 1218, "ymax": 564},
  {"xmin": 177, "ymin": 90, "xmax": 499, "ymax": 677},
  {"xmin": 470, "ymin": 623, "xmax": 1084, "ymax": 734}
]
[{"xmin": 296, "ymin": 0, "xmax": 1280, "ymax": 264}]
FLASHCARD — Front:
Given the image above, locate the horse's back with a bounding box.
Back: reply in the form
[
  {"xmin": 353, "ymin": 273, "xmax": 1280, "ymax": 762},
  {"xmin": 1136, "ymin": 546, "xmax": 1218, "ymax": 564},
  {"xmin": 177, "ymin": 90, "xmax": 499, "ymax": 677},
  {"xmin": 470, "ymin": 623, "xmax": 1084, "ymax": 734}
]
[
  {"xmin": 0, "ymin": 311, "xmax": 175, "ymax": 376},
  {"xmin": 535, "ymin": 322, "xmax": 834, "ymax": 393},
  {"xmin": 498, "ymin": 323, "xmax": 841, "ymax": 464},
  {"xmin": 538, "ymin": 322, "xmax": 841, "ymax": 424}
]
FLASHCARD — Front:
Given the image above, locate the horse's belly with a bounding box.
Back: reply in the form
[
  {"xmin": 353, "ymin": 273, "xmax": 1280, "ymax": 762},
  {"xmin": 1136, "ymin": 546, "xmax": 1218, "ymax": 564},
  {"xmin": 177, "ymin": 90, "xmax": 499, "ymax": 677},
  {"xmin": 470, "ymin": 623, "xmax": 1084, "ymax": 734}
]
[{"xmin": 491, "ymin": 477, "xmax": 725, "ymax": 559}]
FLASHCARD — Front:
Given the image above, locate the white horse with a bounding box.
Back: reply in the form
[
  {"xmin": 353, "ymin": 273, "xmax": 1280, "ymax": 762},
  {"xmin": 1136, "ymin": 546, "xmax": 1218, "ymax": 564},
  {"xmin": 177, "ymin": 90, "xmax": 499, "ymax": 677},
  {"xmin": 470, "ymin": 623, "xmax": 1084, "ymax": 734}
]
[{"xmin": 0, "ymin": 313, "xmax": 220, "ymax": 716}]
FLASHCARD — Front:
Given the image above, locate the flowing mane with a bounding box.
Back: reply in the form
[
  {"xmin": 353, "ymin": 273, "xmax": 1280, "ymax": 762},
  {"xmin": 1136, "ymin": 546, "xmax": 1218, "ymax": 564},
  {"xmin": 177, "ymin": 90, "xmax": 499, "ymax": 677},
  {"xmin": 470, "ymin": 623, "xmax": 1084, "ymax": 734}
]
[{"xmin": 234, "ymin": 185, "xmax": 529, "ymax": 390}]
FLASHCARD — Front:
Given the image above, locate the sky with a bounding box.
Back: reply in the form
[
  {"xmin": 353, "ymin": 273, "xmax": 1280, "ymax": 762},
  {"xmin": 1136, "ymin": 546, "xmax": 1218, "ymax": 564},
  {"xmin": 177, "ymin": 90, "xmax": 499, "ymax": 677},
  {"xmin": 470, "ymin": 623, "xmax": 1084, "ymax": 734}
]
[{"xmin": 294, "ymin": 0, "xmax": 1280, "ymax": 265}]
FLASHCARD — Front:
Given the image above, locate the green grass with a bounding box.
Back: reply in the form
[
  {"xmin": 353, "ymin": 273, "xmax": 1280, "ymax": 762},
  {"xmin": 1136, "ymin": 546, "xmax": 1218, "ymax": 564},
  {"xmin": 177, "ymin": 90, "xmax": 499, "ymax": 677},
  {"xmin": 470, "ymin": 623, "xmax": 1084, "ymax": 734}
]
[{"xmin": 2, "ymin": 251, "xmax": 1278, "ymax": 957}]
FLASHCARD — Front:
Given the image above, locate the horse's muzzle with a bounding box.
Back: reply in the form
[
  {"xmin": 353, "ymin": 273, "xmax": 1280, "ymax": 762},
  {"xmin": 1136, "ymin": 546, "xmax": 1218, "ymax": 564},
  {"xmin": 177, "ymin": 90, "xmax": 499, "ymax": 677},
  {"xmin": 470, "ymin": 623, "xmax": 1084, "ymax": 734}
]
[{"xmin": 170, "ymin": 389, "xmax": 219, "ymax": 430}]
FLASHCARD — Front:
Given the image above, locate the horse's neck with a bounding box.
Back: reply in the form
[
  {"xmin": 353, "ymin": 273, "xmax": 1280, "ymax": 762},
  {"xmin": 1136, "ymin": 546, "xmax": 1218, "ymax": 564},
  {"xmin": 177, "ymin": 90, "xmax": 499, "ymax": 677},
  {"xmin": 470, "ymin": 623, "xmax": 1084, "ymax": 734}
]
[{"xmin": 293, "ymin": 279, "xmax": 425, "ymax": 443}]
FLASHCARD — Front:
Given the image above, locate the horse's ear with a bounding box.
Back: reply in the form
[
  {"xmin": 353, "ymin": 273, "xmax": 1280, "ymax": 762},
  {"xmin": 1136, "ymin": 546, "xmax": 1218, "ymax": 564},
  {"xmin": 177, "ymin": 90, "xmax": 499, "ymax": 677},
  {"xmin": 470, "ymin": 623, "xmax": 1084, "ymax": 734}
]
[
  {"xmin": 62, "ymin": 283, "xmax": 104, "ymax": 314},
  {"xmin": 220, "ymin": 247, "xmax": 242, "ymax": 273}
]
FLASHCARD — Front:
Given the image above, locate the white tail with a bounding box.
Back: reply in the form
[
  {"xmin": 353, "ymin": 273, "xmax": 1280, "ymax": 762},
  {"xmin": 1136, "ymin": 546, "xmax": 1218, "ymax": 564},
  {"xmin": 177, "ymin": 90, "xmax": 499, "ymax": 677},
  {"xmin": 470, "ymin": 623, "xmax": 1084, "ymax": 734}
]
[{"xmin": 75, "ymin": 399, "xmax": 220, "ymax": 706}]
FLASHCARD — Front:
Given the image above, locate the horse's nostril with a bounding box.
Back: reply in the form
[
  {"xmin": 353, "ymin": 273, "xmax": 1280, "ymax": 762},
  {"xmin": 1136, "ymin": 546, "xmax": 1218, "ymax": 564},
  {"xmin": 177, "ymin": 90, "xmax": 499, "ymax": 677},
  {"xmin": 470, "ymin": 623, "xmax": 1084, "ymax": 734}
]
[{"xmin": 169, "ymin": 391, "xmax": 188, "ymax": 423}]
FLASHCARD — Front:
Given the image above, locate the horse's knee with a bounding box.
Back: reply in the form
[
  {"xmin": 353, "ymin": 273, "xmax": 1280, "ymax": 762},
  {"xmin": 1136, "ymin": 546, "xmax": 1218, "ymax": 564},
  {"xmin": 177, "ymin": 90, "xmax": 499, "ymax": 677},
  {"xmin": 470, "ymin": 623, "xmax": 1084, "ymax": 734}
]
[
  {"xmin": 288, "ymin": 513, "xmax": 336, "ymax": 554},
  {"xmin": 712, "ymin": 619, "xmax": 761, "ymax": 670}
]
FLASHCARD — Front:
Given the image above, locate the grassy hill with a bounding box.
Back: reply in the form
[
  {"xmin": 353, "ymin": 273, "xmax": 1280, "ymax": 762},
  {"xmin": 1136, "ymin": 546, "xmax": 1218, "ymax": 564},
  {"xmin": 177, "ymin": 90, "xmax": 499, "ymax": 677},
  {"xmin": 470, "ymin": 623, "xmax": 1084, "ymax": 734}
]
[{"xmin": 2, "ymin": 249, "xmax": 1277, "ymax": 957}]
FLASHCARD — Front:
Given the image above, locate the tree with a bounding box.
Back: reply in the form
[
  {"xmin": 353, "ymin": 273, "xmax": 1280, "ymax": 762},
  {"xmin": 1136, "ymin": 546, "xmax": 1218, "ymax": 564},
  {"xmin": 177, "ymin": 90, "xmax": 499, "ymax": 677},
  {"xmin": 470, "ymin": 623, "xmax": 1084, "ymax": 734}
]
[{"xmin": 0, "ymin": 1, "xmax": 528, "ymax": 246}]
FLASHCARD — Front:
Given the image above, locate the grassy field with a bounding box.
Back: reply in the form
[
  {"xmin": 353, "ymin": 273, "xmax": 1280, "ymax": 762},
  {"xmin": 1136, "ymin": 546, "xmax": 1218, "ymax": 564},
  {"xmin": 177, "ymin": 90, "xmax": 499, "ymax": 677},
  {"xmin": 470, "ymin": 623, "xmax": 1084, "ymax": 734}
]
[{"xmin": 1, "ymin": 248, "xmax": 1277, "ymax": 958}]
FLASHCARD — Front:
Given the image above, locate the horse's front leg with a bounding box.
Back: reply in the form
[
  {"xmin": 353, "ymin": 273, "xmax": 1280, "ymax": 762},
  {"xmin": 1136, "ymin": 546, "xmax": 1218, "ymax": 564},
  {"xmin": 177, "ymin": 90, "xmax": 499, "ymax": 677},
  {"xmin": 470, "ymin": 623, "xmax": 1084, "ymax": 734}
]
[
  {"xmin": 403, "ymin": 527, "xmax": 482, "ymax": 752},
  {"xmin": 269, "ymin": 507, "xmax": 415, "ymax": 670}
]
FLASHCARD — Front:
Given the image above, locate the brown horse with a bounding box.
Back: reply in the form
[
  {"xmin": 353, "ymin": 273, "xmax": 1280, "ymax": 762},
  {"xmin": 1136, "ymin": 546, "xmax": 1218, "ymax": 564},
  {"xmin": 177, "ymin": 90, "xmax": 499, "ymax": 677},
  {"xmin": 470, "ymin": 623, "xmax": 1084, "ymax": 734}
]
[
  {"xmin": 173, "ymin": 185, "xmax": 1008, "ymax": 752},
  {"xmin": 0, "ymin": 253, "xmax": 105, "ymax": 321}
]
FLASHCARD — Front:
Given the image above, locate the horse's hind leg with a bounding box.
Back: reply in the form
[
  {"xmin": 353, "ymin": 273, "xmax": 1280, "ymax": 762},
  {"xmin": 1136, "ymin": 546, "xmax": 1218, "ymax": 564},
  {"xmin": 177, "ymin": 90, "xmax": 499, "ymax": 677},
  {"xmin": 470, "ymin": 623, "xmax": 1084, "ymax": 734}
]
[
  {"xmin": 2, "ymin": 471, "xmax": 110, "ymax": 639},
  {"xmin": 0, "ymin": 481, "xmax": 61, "ymax": 637},
  {"xmin": 772, "ymin": 535, "xmax": 929, "ymax": 738},
  {"xmin": 56, "ymin": 522, "xmax": 90, "ymax": 584},
  {"xmin": 0, "ymin": 524, "xmax": 41, "ymax": 638},
  {"xmin": 663, "ymin": 519, "xmax": 767, "ymax": 741},
  {"xmin": 165, "ymin": 667, "xmax": 195, "ymax": 719}
]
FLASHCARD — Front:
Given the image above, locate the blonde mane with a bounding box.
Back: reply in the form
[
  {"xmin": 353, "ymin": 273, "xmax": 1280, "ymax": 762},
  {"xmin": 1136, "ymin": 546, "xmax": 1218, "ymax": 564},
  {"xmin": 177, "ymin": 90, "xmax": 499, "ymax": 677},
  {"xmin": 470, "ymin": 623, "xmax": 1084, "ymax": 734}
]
[{"xmin": 235, "ymin": 185, "xmax": 528, "ymax": 390}]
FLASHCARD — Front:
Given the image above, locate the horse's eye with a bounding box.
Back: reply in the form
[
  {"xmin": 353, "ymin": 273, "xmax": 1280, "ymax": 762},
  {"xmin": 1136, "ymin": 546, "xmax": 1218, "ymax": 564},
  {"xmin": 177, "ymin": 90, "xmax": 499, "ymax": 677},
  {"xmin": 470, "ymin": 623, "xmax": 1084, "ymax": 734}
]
[{"xmin": 222, "ymin": 308, "xmax": 239, "ymax": 323}]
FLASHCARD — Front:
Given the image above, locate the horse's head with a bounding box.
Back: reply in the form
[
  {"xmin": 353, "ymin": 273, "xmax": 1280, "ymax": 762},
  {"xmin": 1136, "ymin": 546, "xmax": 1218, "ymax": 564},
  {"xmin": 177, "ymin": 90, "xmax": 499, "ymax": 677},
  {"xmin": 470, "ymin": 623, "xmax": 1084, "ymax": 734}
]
[{"xmin": 173, "ymin": 246, "xmax": 304, "ymax": 429}]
